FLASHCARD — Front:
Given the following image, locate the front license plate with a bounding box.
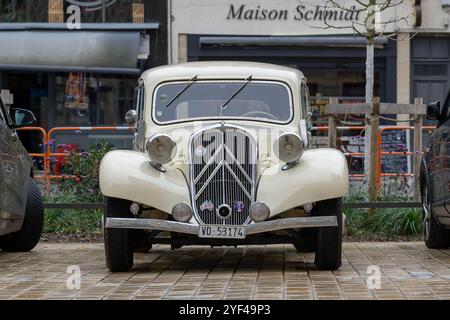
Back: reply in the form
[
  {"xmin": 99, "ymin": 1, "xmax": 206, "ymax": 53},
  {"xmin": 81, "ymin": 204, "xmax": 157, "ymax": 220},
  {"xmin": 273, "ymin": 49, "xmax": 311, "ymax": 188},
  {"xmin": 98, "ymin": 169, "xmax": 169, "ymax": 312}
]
[{"xmin": 198, "ymin": 225, "xmax": 246, "ymax": 239}]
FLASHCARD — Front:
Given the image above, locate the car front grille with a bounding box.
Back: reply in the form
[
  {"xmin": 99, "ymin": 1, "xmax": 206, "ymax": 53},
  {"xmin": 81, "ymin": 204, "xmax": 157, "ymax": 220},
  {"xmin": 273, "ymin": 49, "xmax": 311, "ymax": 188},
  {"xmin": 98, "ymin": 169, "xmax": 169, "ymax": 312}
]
[{"xmin": 190, "ymin": 125, "xmax": 256, "ymax": 225}]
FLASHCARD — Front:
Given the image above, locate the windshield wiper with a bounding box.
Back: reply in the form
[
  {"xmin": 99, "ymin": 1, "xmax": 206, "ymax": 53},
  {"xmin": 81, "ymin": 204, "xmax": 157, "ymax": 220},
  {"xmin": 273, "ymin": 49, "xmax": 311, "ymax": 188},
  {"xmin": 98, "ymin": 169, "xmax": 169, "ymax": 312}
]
[
  {"xmin": 165, "ymin": 75, "xmax": 198, "ymax": 108},
  {"xmin": 219, "ymin": 75, "xmax": 253, "ymax": 109}
]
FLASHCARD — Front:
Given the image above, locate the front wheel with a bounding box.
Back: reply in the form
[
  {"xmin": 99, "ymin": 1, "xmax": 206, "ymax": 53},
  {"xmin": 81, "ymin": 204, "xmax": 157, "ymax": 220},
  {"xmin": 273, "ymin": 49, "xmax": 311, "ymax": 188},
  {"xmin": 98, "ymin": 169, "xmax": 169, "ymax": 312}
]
[
  {"xmin": 422, "ymin": 183, "xmax": 449, "ymax": 249},
  {"xmin": 314, "ymin": 197, "xmax": 343, "ymax": 270},
  {"xmin": 0, "ymin": 178, "xmax": 44, "ymax": 252},
  {"xmin": 104, "ymin": 197, "xmax": 134, "ymax": 272}
]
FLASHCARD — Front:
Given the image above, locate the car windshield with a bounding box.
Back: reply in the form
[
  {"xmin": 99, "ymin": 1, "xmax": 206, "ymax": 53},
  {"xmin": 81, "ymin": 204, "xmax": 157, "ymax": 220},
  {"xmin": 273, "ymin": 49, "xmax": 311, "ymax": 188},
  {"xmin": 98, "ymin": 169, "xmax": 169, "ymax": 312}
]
[{"xmin": 153, "ymin": 80, "xmax": 292, "ymax": 124}]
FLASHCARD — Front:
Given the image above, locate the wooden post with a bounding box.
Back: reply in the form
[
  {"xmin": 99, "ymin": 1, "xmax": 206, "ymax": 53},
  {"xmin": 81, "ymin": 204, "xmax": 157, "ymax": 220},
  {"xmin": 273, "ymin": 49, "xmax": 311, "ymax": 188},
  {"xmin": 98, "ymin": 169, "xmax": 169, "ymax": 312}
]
[
  {"xmin": 132, "ymin": 3, "xmax": 145, "ymax": 23},
  {"xmin": 369, "ymin": 97, "xmax": 380, "ymax": 202},
  {"xmin": 48, "ymin": 0, "xmax": 64, "ymax": 23},
  {"xmin": 413, "ymin": 97, "xmax": 423, "ymax": 201},
  {"xmin": 328, "ymin": 97, "xmax": 338, "ymax": 148}
]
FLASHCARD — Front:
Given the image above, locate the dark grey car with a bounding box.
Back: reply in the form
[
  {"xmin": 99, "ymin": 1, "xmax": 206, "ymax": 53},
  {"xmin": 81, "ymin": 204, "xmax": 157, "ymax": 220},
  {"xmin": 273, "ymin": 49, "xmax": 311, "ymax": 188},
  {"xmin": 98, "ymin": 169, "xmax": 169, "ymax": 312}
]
[
  {"xmin": 0, "ymin": 98, "xmax": 44, "ymax": 252},
  {"xmin": 420, "ymin": 90, "xmax": 450, "ymax": 249}
]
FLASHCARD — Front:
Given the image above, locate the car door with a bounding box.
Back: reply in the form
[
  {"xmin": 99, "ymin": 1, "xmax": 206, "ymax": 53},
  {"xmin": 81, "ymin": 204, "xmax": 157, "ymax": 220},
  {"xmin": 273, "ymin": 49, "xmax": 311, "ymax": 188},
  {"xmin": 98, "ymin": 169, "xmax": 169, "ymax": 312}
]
[
  {"xmin": 0, "ymin": 102, "xmax": 6, "ymax": 223},
  {"xmin": 0, "ymin": 100, "xmax": 30, "ymax": 225},
  {"xmin": 427, "ymin": 89, "xmax": 450, "ymax": 225}
]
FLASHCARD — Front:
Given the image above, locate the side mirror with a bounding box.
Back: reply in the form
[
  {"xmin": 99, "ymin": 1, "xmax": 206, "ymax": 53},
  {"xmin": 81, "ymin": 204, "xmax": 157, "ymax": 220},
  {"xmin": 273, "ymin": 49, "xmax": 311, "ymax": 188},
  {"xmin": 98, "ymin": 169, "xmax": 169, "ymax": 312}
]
[
  {"xmin": 125, "ymin": 109, "xmax": 138, "ymax": 126},
  {"xmin": 310, "ymin": 109, "xmax": 320, "ymax": 122},
  {"xmin": 426, "ymin": 101, "xmax": 441, "ymax": 121},
  {"xmin": 10, "ymin": 108, "xmax": 36, "ymax": 128}
]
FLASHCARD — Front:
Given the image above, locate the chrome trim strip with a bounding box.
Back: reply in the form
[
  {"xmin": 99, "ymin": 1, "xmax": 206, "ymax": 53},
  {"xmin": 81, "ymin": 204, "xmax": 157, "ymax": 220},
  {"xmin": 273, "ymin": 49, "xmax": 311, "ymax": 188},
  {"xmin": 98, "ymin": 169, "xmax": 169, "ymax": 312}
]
[
  {"xmin": 245, "ymin": 217, "xmax": 337, "ymax": 235},
  {"xmin": 223, "ymin": 162, "xmax": 252, "ymax": 200},
  {"xmin": 105, "ymin": 216, "xmax": 338, "ymax": 235},
  {"xmin": 194, "ymin": 160, "xmax": 224, "ymax": 200},
  {"xmin": 105, "ymin": 217, "xmax": 199, "ymax": 235},
  {"xmin": 223, "ymin": 145, "xmax": 252, "ymax": 183},
  {"xmin": 193, "ymin": 145, "xmax": 223, "ymax": 184}
]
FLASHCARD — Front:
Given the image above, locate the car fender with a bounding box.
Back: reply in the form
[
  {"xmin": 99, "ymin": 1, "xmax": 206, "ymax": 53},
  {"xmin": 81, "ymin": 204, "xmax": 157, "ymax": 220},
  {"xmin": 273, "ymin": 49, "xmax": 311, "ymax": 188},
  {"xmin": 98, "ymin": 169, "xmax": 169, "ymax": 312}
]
[
  {"xmin": 99, "ymin": 150, "xmax": 190, "ymax": 214},
  {"xmin": 257, "ymin": 148, "xmax": 349, "ymax": 216}
]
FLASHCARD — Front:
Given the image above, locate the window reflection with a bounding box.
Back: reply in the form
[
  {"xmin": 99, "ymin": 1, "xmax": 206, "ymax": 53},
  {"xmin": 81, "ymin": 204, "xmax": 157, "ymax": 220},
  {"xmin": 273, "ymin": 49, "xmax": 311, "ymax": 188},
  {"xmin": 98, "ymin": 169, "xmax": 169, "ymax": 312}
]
[{"xmin": 56, "ymin": 73, "xmax": 135, "ymax": 126}]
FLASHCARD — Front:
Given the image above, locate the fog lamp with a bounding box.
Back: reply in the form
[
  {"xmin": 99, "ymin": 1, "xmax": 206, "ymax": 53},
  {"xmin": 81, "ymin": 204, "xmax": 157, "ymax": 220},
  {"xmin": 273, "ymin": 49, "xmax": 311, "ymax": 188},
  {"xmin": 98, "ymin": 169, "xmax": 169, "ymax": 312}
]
[
  {"xmin": 146, "ymin": 134, "xmax": 177, "ymax": 165},
  {"xmin": 274, "ymin": 133, "xmax": 304, "ymax": 164},
  {"xmin": 249, "ymin": 202, "xmax": 270, "ymax": 222},
  {"xmin": 172, "ymin": 203, "xmax": 193, "ymax": 222}
]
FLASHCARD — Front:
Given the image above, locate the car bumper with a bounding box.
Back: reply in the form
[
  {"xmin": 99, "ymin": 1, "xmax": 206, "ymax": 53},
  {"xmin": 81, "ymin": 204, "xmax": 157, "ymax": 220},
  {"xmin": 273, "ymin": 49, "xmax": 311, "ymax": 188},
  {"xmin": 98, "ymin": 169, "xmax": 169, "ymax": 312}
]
[{"xmin": 104, "ymin": 216, "xmax": 338, "ymax": 236}]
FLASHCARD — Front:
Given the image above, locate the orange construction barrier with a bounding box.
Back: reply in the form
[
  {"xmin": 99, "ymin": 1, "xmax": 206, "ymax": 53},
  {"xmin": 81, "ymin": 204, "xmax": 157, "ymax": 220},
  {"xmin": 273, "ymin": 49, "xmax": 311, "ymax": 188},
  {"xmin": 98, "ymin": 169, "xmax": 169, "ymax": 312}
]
[
  {"xmin": 377, "ymin": 125, "xmax": 436, "ymax": 190},
  {"xmin": 311, "ymin": 125, "xmax": 437, "ymax": 185}
]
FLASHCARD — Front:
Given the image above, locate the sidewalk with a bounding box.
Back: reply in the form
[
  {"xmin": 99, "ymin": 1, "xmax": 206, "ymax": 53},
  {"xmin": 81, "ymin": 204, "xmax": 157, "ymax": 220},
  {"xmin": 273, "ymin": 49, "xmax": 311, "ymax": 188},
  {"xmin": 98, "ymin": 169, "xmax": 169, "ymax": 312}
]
[{"xmin": 0, "ymin": 242, "xmax": 449, "ymax": 300}]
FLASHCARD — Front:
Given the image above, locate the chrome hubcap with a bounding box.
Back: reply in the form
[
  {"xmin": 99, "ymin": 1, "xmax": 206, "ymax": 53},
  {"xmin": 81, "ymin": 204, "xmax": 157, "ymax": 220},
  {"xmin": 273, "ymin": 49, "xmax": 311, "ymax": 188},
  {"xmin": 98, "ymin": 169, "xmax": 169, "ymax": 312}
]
[{"xmin": 422, "ymin": 186, "xmax": 431, "ymax": 241}]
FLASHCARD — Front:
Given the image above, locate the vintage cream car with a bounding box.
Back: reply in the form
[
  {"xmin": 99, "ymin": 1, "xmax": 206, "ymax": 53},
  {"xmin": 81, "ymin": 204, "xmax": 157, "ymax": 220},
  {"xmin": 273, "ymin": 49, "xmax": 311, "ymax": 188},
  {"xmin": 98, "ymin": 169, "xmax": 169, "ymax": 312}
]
[{"xmin": 100, "ymin": 61, "xmax": 349, "ymax": 272}]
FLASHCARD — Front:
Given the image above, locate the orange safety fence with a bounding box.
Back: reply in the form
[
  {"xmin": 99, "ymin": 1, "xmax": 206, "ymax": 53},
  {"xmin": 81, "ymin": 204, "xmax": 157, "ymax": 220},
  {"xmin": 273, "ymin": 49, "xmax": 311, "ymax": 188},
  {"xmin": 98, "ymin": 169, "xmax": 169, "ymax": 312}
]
[
  {"xmin": 46, "ymin": 126, "xmax": 134, "ymax": 182},
  {"xmin": 17, "ymin": 126, "xmax": 134, "ymax": 183},
  {"xmin": 310, "ymin": 125, "xmax": 437, "ymax": 183},
  {"xmin": 377, "ymin": 125, "xmax": 436, "ymax": 190}
]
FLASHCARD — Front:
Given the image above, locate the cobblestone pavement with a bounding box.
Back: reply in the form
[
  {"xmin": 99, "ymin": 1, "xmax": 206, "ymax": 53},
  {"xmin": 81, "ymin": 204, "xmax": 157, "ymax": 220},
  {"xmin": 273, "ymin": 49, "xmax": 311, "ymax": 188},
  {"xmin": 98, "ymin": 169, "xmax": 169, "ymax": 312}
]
[{"xmin": 0, "ymin": 242, "xmax": 449, "ymax": 300}]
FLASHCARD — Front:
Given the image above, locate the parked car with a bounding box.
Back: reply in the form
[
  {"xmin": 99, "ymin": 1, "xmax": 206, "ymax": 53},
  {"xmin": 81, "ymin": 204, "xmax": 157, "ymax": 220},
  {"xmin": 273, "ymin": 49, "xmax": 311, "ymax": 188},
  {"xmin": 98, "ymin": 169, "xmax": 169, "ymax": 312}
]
[
  {"xmin": 0, "ymin": 98, "xmax": 44, "ymax": 252},
  {"xmin": 100, "ymin": 61, "xmax": 349, "ymax": 271},
  {"xmin": 420, "ymin": 90, "xmax": 450, "ymax": 248}
]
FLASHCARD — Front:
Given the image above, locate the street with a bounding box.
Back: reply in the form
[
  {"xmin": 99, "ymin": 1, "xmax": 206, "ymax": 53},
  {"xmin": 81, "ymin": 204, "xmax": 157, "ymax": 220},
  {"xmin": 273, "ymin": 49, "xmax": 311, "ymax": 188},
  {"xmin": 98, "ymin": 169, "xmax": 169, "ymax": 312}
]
[{"xmin": 0, "ymin": 242, "xmax": 449, "ymax": 300}]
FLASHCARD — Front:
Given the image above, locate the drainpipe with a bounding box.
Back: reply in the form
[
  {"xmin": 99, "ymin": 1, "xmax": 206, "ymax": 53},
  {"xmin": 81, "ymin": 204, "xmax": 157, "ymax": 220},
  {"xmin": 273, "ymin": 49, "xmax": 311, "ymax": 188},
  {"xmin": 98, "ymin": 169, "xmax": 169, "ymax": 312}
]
[
  {"xmin": 102, "ymin": 0, "xmax": 106, "ymax": 23},
  {"xmin": 168, "ymin": 0, "xmax": 173, "ymax": 64}
]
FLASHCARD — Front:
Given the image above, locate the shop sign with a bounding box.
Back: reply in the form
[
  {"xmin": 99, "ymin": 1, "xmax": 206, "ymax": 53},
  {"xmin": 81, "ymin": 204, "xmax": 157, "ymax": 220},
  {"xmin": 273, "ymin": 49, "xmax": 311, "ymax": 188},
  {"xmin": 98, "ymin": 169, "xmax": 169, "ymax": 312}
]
[{"xmin": 226, "ymin": 4, "xmax": 362, "ymax": 22}]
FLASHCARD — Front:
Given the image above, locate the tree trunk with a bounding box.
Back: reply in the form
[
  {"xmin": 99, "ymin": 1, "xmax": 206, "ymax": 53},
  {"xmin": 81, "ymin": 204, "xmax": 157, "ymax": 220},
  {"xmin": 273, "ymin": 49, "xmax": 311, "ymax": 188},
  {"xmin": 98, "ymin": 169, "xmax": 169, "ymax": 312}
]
[
  {"xmin": 364, "ymin": 1, "xmax": 376, "ymax": 201},
  {"xmin": 365, "ymin": 43, "xmax": 374, "ymax": 104}
]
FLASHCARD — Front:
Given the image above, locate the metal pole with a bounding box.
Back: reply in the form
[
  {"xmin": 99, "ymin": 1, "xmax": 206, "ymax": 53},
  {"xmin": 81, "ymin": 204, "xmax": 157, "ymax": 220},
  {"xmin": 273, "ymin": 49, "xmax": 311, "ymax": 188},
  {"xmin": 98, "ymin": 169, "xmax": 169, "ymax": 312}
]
[
  {"xmin": 102, "ymin": 0, "xmax": 106, "ymax": 23},
  {"xmin": 413, "ymin": 97, "xmax": 423, "ymax": 201},
  {"xmin": 369, "ymin": 96, "xmax": 380, "ymax": 202},
  {"xmin": 327, "ymin": 97, "xmax": 338, "ymax": 148}
]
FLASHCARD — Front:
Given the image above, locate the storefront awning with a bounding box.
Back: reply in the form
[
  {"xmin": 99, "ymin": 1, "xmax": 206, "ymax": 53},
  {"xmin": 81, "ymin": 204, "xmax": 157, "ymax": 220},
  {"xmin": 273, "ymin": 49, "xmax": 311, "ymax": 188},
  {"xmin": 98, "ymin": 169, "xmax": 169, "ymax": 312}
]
[
  {"xmin": 0, "ymin": 23, "xmax": 159, "ymax": 74},
  {"xmin": 199, "ymin": 36, "xmax": 388, "ymax": 48}
]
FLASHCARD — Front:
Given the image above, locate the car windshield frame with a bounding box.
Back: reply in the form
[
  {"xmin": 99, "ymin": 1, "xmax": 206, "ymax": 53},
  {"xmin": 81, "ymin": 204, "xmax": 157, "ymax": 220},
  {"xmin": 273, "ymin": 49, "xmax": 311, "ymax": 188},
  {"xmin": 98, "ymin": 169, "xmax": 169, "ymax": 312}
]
[{"xmin": 151, "ymin": 79, "xmax": 294, "ymax": 125}]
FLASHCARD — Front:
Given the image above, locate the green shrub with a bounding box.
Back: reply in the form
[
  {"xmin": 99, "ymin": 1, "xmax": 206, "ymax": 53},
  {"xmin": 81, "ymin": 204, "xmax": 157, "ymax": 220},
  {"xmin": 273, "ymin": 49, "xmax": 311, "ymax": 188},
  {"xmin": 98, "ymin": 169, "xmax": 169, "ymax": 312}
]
[
  {"xmin": 57, "ymin": 140, "xmax": 114, "ymax": 202},
  {"xmin": 344, "ymin": 190, "xmax": 423, "ymax": 237},
  {"xmin": 43, "ymin": 140, "xmax": 113, "ymax": 235}
]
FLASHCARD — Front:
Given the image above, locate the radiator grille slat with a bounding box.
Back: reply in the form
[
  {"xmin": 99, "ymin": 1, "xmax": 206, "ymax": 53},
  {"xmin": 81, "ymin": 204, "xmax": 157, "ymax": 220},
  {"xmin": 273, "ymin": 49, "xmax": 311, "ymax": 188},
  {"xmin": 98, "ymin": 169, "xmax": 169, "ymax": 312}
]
[{"xmin": 190, "ymin": 127, "xmax": 256, "ymax": 226}]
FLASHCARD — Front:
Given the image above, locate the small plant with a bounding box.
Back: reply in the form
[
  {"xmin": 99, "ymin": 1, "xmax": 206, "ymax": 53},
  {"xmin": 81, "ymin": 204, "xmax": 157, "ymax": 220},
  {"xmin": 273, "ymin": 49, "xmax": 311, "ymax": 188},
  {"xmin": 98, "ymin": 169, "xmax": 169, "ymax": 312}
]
[
  {"xmin": 43, "ymin": 140, "xmax": 113, "ymax": 235},
  {"xmin": 57, "ymin": 140, "xmax": 114, "ymax": 203},
  {"xmin": 344, "ymin": 188, "xmax": 423, "ymax": 239}
]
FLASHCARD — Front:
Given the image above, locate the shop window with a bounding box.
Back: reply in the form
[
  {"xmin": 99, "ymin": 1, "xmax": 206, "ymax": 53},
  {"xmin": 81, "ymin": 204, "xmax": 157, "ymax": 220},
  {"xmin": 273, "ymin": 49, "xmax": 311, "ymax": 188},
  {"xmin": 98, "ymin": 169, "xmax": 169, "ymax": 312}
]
[
  {"xmin": 98, "ymin": 76, "xmax": 136, "ymax": 126},
  {"xmin": 55, "ymin": 73, "xmax": 136, "ymax": 126},
  {"xmin": 56, "ymin": 73, "xmax": 96, "ymax": 126}
]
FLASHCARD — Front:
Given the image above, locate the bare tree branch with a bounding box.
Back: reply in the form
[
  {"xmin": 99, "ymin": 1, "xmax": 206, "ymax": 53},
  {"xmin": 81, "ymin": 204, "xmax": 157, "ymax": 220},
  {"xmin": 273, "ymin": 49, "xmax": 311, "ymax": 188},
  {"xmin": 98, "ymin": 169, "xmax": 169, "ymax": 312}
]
[{"xmin": 325, "ymin": 0, "xmax": 367, "ymax": 13}]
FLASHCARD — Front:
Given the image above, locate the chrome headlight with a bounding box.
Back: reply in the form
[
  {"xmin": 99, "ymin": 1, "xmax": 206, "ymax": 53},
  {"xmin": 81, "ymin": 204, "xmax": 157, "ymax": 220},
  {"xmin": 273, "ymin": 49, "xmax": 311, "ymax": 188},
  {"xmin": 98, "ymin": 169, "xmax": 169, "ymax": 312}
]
[
  {"xmin": 146, "ymin": 134, "xmax": 177, "ymax": 164},
  {"xmin": 274, "ymin": 132, "xmax": 304, "ymax": 163}
]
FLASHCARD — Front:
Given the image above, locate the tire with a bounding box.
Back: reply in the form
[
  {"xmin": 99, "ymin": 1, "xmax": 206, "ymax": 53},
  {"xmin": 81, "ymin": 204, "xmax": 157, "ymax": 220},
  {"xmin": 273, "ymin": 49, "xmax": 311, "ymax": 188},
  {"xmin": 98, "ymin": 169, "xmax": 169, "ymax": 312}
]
[
  {"xmin": 293, "ymin": 228, "xmax": 316, "ymax": 252},
  {"xmin": 104, "ymin": 197, "xmax": 134, "ymax": 272},
  {"xmin": 314, "ymin": 197, "xmax": 342, "ymax": 270},
  {"xmin": 422, "ymin": 183, "xmax": 449, "ymax": 249},
  {"xmin": 0, "ymin": 177, "xmax": 44, "ymax": 252}
]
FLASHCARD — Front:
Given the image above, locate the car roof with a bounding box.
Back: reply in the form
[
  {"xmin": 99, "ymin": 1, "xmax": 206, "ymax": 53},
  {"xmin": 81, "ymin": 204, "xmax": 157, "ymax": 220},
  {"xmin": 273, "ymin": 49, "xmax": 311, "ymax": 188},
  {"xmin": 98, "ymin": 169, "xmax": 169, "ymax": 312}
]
[{"xmin": 140, "ymin": 61, "xmax": 305, "ymax": 84}]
